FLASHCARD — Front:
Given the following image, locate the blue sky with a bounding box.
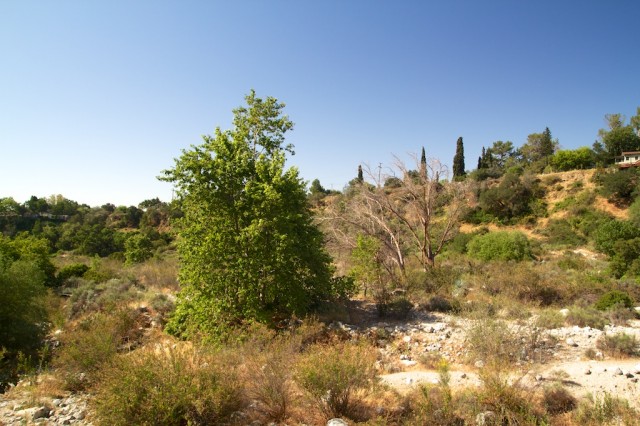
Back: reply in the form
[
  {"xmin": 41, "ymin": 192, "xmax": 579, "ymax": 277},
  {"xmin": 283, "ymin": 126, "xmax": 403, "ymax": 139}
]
[{"xmin": 1, "ymin": 1, "xmax": 639, "ymax": 207}]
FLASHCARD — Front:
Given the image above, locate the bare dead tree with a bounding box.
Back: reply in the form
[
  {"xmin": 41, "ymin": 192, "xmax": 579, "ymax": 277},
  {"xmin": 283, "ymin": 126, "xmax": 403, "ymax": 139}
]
[{"xmin": 322, "ymin": 154, "xmax": 469, "ymax": 284}]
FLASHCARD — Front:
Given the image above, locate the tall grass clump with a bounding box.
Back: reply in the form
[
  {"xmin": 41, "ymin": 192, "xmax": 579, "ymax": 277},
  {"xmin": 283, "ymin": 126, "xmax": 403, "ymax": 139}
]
[
  {"xmin": 574, "ymin": 392, "xmax": 638, "ymax": 425},
  {"xmin": 295, "ymin": 341, "xmax": 377, "ymax": 419},
  {"xmin": 54, "ymin": 309, "xmax": 142, "ymax": 390},
  {"xmin": 596, "ymin": 332, "xmax": 638, "ymax": 358},
  {"xmin": 94, "ymin": 345, "xmax": 244, "ymax": 426}
]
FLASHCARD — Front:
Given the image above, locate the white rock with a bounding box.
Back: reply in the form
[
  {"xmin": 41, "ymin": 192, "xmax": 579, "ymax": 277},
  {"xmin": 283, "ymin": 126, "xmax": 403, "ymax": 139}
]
[
  {"xmin": 400, "ymin": 360, "xmax": 417, "ymax": 367},
  {"xmin": 559, "ymin": 308, "xmax": 569, "ymax": 317},
  {"xmin": 327, "ymin": 419, "xmax": 349, "ymax": 426}
]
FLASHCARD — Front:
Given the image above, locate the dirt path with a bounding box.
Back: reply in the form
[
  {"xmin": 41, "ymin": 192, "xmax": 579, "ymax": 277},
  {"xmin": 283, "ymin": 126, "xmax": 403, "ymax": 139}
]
[{"xmin": 381, "ymin": 359, "xmax": 640, "ymax": 409}]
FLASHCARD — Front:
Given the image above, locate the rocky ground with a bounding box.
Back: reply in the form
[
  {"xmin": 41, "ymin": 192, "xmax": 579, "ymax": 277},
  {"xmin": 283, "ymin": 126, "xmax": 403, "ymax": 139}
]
[{"xmin": 1, "ymin": 305, "xmax": 639, "ymax": 425}]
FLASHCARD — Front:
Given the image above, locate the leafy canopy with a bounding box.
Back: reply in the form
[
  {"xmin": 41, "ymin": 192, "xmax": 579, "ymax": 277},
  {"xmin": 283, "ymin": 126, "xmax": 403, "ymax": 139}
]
[{"xmin": 161, "ymin": 91, "xmax": 336, "ymax": 339}]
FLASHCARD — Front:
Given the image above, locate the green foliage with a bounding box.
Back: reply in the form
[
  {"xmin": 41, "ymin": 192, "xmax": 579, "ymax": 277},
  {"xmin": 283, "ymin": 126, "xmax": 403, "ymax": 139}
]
[
  {"xmin": 295, "ymin": 341, "xmax": 377, "ymax": 418},
  {"xmin": 551, "ymin": 147, "xmax": 595, "ymax": 171},
  {"xmin": 9, "ymin": 234, "xmax": 57, "ymax": 286},
  {"xmin": 452, "ymin": 136, "xmax": 466, "ymax": 180},
  {"xmin": 94, "ymin": 346, "xmax": 244, "ymax": 425},
  {"xmin": 56, "ymin": 263, "xmax": 89, "ymax": 284},
  {"xmin": 593, "ymin": 220, "xmax": 640, "ymax": 256},
  {"xmin": 467, "ymin": 231, "xmax": 532, "ymax": 261},
  {"xmin": 161, "ymin": 92, "xmax": 336, "ymax": 340},
  {"xmin": 0, "ymin": 235, "xmax": 50, "ymax": 389},
  {"xmin": 349, "ymin": 234, "xmax": 381, "ymax": 297},
  {"xmin": 596, "ymin": 168, "xmax": 640, "ymax": 205},
  {"xmin": 539, "ymin": 219, "xmax": 586, "ymax": 248},
  {"xmin": 518, "ymin": 127, "xmax": 557, "ymax": 172},
  {"xmin": 477, "ymin": 172, "xmax": 544, "ymax": 222},
  {"xmin": 594, "ymin": 290, "xmax": 634, "ymax": 311},
  {"xmin": 124, "ymin": 232, "xmax": 154, "ymax": 265},
  {"xmin": 0, "ymin": 259, "xmax": 47, "ymax": 354},
  {"xmin": 599, "ymin": 124, "xmax": 640, "ymax": 164}
]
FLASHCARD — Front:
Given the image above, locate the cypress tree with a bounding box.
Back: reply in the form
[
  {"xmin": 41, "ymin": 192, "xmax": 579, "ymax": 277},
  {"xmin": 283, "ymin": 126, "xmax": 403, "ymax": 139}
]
[
  {"xmin": 452, "ymin": 137, "xmax": 466, "ymax": 179},
  {"xmin": 420, "ymin": 146, "xmax": 427, "ymax": 178},
  {"xmin": 357, "ymin": 165, "xmax": 364, "ymax": 183}
]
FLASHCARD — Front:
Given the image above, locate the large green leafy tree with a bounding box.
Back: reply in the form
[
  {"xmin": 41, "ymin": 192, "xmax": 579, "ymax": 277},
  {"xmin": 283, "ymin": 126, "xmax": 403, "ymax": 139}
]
[
  {"xmin": 594, "ymin": 111, "xmax": 640, "ymax": 164},
  {"xmin": 161, "ymin": 92, "xmax": 336, "ymax": 338}
]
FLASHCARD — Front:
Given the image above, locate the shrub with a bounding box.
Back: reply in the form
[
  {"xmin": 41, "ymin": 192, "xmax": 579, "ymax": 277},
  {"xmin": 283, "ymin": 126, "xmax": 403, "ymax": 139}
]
[
  {"xmin": 539, "ymin": 219, "xmax": 586, "ymax": 248},
  {"xmin": 94, "ymin": 345, "xmax": 244, "ymax": 425},
  {"xmin": 243, "ymin": 335, "xmax": 299, "ymax": 422},
  {"xmin": 594, "ymin": 290, "xmax": 634, "ymax": 311},
  {"xmin": 574, "ymin": 392, "xmax": 638, "ymax": 425},
  {"xmin": 597, "ymin": 168, "xmax": 639, "ymax": 206},
  {"xmin": 609, "ymin": 238, "xmax": 640, "ymax": 278},
  {"xmin": 295, "ymin": 341, "xmax": 377, "ymax": 419},
  {"xmin": 565, "ymin": 306, "xmax": 606, "ymax": 330},
  {"xmin": 124, "ymin": 232, "xmax": 154, "ymax": 265},
  {"xmin": 535, "ymin": 309, "xmax": 565, "ymax": 329},
  {"xmin": 467, "ymin": 231, "xmax": 532, "ymax": 261},
  {"xmin": 54, "ymin": 309, "xmax": 142, "ymax": 390},
  {"xmin": 466, "ymin": 319, "xmax": 546, "ymax": 368},
  {"xmin": 596, "ymin": 332, "xmax": 638, "ymax": 357},
  {"xmin": 67, "ymin": 278, "xmax": 139, "ymax": 319},
  {"xmin": 593, "ymin": 220, "xmax": 640, "ymax": 256},
  {"xmin": 478, "ymin": 371, "xmax": 546, "ymax": 424},
  {"xmin": 56, "ymin": 263, "xmax": 89, "ymax": 285},
  {"xmin": 543, "ymin": 385, "xmax": 577, "ymax": 415}
]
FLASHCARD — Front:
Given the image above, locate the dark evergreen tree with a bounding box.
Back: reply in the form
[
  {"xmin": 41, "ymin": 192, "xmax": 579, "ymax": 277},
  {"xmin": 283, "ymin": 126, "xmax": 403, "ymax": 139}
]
[
  {"xmin": 357, "ymin": 165, "xmax": 364, "ymax": 183},
  {"xmin": 540, "ymin": 127, "xmax": 555, "ymax": 159},
  {"xmin": 452, "ymin": 137, "xmax": 466, "ymax": 180},
  {"xmin": 418, "ymin": 146, "xmax": 427, "ymax": 179}
]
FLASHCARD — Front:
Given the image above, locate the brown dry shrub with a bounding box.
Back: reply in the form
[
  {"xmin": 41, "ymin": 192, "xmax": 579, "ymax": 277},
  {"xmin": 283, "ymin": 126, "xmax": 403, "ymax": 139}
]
[
  {"xmin": 295, "ymin": 340, "xmax": 378, "ymax": 420},
  {"xmin": 543, "ymin": 385, "xmax": 577, "ymax": 415}
]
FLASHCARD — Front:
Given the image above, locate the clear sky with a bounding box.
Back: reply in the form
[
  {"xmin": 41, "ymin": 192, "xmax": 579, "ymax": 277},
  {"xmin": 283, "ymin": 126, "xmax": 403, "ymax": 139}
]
[{"xmin": 2, "ymin": 1, "xmax": 639, "ymax": 207}]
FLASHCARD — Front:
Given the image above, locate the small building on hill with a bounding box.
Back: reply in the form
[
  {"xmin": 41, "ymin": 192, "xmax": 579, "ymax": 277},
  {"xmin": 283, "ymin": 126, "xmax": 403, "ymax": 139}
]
[{"xmin": 615, "ymin": 151, "xmax": 640, "ymax": 169}]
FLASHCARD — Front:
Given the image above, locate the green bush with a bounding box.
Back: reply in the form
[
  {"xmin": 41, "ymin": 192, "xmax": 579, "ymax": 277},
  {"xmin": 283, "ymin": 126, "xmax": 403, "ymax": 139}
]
[
  {"xmin": 597, "ymin": 168, "xmax": 639, "ymax": 206},
  {"xmin": 593, "ymin": 219, "xmax": 640, "ymax": 256},
  {"xmin": 94, "ymin": 346, "xmax": 244, "ymax": 425},
  {"xmin": 539, "ymin": 219, "xmax": 586, "ymax": 248},
  {"xmin": 56, "ymin": 263, "xmax": 89, "ymax": 284},
  {"xmin": 594, "ymin": 290, "xmax": 634, "ymax": 311},
  {"xmin": 467, "ymin": 231, "xmax": 532, "ymax": 261},
  {"xmin": 295, "ymin": 341, "xmax": 377, "ymax": 418},
  {"xmin": 608, "ymin": 238, "xmax": 640, "ymax": 278},
  {"xmin": 124, "ymin": 232, "xmax": 154, "ymax": 265}
]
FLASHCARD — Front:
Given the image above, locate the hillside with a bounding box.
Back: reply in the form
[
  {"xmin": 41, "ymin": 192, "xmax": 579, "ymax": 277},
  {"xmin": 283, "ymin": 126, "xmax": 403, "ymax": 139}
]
[{"xmin": 2, "ymin": 166, "xmax": 640, "ymax": 425}]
